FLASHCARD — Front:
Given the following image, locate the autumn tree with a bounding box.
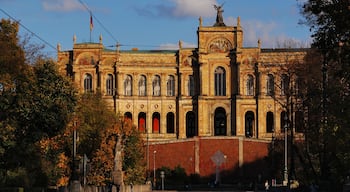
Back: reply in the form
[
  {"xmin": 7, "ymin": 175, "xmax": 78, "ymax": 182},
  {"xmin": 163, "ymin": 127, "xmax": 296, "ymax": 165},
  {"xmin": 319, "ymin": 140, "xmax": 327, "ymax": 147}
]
[
  {"xmin": 0, "ymin": 19, "xmax": 26, "ymax": 89},
  {"xmin": 0, "ymin": 18, "xmax": 146, "ymax": 189},
  {"xmin": 72, "ymin": 93, "xmax": 146, "ymax": 186},
  {"xmin": 122, "ymin": 120, "xmax": 146, "ymax": 185},
  {"xmin": 299, "ymin": 0, "xmax": 350, "ymax": 189},
  {"xmin": 74, "ymin": 93, "xmax": 119, "ymax": 185},
  {"xmin": 0, "ymin": 18, "xmax": 78, "ymax": 187},
  {"xmin": 2, "ymin": 59, "xmax": 77, "ymax": 187},
  {"xmin": 38, "ymin": 125, "xmax": 72, "ymax": 187},
  {"xmin": 0, "ymin": 19, "xmax": 35, "ymax": 187}
]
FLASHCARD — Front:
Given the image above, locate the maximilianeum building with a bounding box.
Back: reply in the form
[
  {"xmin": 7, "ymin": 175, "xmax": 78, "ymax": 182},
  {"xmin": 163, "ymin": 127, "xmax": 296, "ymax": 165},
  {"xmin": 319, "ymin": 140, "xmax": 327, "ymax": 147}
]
[{"xmin": 57, "ymin": 15, "xmax": 308, "ymax": 142}]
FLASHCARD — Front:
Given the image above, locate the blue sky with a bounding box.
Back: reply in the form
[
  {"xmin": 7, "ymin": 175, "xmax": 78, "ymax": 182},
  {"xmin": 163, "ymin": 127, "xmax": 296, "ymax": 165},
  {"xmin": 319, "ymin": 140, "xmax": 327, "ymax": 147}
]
[{"xmin": 1, "ymin": 0, "xmax": 311, "ymax": 58}]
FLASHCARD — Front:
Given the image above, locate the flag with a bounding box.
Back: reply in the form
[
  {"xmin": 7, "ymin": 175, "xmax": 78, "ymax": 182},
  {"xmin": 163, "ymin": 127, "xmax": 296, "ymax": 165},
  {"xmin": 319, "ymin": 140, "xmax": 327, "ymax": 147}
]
[{"xmin": 90, "ymin": 13, "xmax": 93, "ymax": 31}]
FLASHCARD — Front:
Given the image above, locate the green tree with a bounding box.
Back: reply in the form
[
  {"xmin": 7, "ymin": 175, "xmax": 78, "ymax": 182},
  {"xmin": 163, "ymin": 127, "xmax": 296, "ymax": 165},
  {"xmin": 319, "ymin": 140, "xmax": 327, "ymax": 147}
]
[
  {"xmin": 0, "ymin": 19, "xmax": 26, "ymax": 83},
  {"xmin": 32, "ymin": 60, "xmax": 78, "ymax": 186},
  {"xmin": 0, "ymin": 19, "xmax": 145, "ymax": 188},
  {"xmin": 75, "ymin": 93, "xmax": 119, "ymax": 185},
  {"xmin": 0, "ymin": 19, "xmax": 78, "ymax": 187},
  {"xmin": 4, "ymin": 59, "xmax": 77, "ymax": 187},
  {"xmin": 300, "ymin": 0, "xmax": 350, "ymax": 189},
  {"xmin": 76, "ymin": 93, "xmax": 117, "ymax": 159}
]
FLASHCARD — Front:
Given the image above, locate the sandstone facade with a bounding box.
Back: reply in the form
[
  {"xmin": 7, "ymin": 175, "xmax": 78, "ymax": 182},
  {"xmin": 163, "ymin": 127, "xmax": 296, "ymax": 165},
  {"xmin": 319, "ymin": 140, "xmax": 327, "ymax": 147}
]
[{"xmin": 57, "ymin": 17, "xmax": 307, "ymax": 142}]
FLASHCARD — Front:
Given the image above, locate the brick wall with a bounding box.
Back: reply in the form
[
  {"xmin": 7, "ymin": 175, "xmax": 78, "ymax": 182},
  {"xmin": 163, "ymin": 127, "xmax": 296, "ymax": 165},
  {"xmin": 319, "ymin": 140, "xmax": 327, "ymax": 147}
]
[{"xmin": 147, "ymin": 136, "xmax": 270, "ymax": 181}]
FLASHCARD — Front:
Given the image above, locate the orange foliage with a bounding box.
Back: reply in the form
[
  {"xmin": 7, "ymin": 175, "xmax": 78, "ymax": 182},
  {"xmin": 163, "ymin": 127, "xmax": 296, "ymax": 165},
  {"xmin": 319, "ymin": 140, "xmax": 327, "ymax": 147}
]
[
  {"xmin": 87, "ymin": 117, "xmax": 136, "ymax": 185},
  {"xmin": 37, "ymin": 120, "xmax": 75, "ymax": 186},
  {"xmin": 56, "ymin": 152, "xmax": 70, "ymax": 186},
  {"xmin": 87, "ymin": 124, "xmax": 116, "ymax": 185}
]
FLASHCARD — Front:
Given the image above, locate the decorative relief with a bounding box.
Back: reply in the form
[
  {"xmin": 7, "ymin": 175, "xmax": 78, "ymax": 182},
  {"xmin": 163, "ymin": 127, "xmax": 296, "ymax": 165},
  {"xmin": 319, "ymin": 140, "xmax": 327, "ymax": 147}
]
[
  {"xmin": 242, "ymin": 56, "xmax": 257, "ymax": 67},
  {"xmin": 77, "ymin": 53, "xmax": 97, "ymax": 65},
  {"xmin": 122, "ymin": 55, "xmax": 176, "ymax": 64},
  {"xmin": 208, "ymin": 38, "xmax": 232, "ymax": 53},
  {"xmin": 182, "ymin": 55, "xmax": 193, "ymax": 66},
  {"xmin": 102, "ymin": 58, "xmax": 115, "ymax": 66}
]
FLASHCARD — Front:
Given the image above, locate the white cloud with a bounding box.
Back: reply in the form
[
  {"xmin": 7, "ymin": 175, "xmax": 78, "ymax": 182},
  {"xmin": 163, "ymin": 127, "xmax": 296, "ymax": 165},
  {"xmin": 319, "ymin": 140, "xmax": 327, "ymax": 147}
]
[
  {"xmin": 171, "ymin": 0, "xmax": 217, "ymax": 17},
  {"xmin": 135, "ymin": 0, "xmax": 220, "ymax": 18},
  {"xmin": 242, "ymin": 20, "xmax": 277, "ymax": 48},
  {"xmin": 42, "ymin": 0, "xmax": 83, "ymax": 12},
  {"xmin": 242, "ymin": 19, "xmax": 310, "ymax": 48}
]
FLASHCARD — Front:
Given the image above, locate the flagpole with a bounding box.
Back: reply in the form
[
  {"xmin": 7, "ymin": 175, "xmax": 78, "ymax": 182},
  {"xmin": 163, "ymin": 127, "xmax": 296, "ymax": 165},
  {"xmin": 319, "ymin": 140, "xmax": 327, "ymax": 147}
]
[{"xmin": 90, "ymin": 11, "xmax": 93, "ymax": 42}]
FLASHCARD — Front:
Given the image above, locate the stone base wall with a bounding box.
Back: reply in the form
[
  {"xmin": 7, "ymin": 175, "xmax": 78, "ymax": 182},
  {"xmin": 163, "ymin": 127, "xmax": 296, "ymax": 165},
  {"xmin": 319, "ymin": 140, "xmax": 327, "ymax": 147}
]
[{"xmin": 147, "ymin": 136, "xmax": 270, "ymax": 182}]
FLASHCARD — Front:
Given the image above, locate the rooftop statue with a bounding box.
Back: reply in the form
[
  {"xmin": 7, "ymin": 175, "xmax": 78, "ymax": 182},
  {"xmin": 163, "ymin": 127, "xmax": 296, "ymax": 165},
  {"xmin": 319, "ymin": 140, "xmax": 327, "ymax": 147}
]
[{"xmin": 214, "ymin": 3, "xmax": 226, "ymax": 27}]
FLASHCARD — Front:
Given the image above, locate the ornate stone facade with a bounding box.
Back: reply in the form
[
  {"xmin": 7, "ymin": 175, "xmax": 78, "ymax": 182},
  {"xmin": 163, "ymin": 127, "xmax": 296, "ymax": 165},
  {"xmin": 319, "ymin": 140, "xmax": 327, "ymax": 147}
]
[{"xmin": 57, "ymin": 17, "xmax": 308, "ymax": 141}]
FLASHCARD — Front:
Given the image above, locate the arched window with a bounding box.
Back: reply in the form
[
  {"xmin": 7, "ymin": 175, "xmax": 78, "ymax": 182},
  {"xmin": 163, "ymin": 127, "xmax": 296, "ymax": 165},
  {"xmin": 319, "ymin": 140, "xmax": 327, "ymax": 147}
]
[
  {"xmin": 188, "ymin": 75, "xmax": 195, "ymax": 96},
  {"xmin": 295, "ymin": 111, "xmax": 304, "ymax": 132},
  {"xmin": 295, "ymin": 76, "xmax": 302, "ymax": 96},
  {"xmin": 152, "ymin": 112, "xmax": 160, "ymax": 133},
  {"xmin": 245, "ymin": 111, "xmax": 254, "ymax": 137},
  {"xmin": 215, "ymin": 67, "xmax": 226, "ymax": 96},
  {"xmin": 124, "ymin": 112, "xmax": 132, "ymax": 122},
  {"xmin": 84, "ymin": 73, "xmax": 93, "ymax": 93},
  {"xmin": 138, "ymin": 112, "xmax": 146, "ymax": 133},
  {"xmin": 106, "ymin": 74, "xmax": 114, "ymax": 96},
  {"xmin": 153, "ymin": 75, "xmax": 161, "ymax": 96},
  {"xmin": 267, "ymin": 74, "xmax": 274, "ymax": 96},
  {"xmin": 166, "ymin": 112, "xmax": 175, "ymax": 133},
  {"xmin": 186, "ymin": 111, "xmax": 196, "ymax": 138},
  {"xmin": 246, "ymin": 74, "xmax": 254, "ymax": 96},
  {"xmin": 281, "ymin": 74, "xmax": 289, "ymax": 95},
  {"xmin": 266, "ymin": 111, "xmax": 274, "ymax": 133},
  {"xmin": 138, "ymin": 75, "xmax": 147, "ymax": 96},
  {"xmin": 280, "ymin": 111, "xmax": 288, "ymax": 132},
  {"xmin": 124, "ymin": 75, "xmax": 132, "ymax": 96},
  {"xmin": 214, "ymin": 107, "xmax": 226, "ymax": 136},
  {"xmin": 167, "ymin": 75, "xmax": 175, "ymax": 96}
]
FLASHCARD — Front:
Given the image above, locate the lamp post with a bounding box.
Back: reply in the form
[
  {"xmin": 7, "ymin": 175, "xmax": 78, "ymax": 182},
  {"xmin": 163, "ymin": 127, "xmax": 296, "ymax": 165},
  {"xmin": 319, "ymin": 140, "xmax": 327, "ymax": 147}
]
[
  {"xmin": 153, "ymin": 150, "xmax": 157, "ymax": 187},
  {"xmin": 145, "ymin": 125, "xmax": 150, "ymax": 181},
  {"xmin": 283, "ymin": 113, "xmax": 289, "ymax": 186},
  {"xmin": 70, "ymin": 118, "xmax": 81, "ymax": 192}
]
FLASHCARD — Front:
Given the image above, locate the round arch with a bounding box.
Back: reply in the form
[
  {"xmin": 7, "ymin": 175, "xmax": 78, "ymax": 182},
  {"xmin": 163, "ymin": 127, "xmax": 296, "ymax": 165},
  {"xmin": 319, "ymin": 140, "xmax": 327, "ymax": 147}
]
[
  {"xmin": 214, "ymin": 107, "xmax": 226, "ymax": 136},
  {"xmin": 186, "ymin": 111, "xmax": 197, "ymax": 138},
  {"xmin": 138, "ymin": 112, "xmax": 146, "ymax": 133},
  {"xmin": 152, "ymin": 112, "xmax": 160, "ymax": 133},
  {"xmin": 245, "ymin": 111, "xmax": 255, "ymax": 137}
]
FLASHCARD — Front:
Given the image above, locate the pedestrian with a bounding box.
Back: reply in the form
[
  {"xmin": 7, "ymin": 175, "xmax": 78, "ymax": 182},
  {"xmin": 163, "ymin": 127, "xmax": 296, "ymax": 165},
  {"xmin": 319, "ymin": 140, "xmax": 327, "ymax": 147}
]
[{"xmin": 265, "ymin": 180, "xmax": 269, "ymax": 191}]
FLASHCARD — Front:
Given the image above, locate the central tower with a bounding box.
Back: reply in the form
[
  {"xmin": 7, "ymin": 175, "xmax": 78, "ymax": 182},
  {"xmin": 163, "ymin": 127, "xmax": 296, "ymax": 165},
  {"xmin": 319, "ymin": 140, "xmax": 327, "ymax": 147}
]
[{"xmin": 194, "ymin": 5, "xmax": 243, "ymax": 136}]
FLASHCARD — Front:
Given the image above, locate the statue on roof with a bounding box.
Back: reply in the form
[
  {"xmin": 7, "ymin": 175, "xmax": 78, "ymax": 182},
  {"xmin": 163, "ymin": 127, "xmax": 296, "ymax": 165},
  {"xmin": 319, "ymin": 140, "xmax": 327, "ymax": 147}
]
[{"xmin": 214, "ymin": 3, "xmax": 226, "ymax": 27}]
